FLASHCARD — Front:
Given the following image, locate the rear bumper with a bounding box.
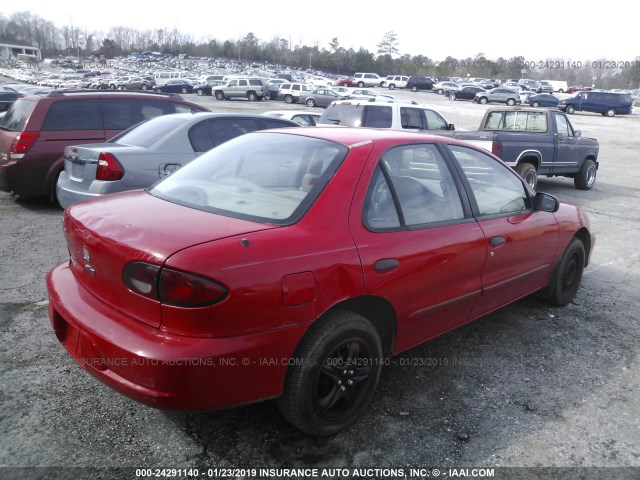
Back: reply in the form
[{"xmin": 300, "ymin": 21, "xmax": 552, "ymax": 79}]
[
  {"xmin": 56, "ymin": 170, "xmax": 102, "ymax": 208},
  {"xmin": 46, "ymin": 263, "xmax": 308, "ymax": 411}
]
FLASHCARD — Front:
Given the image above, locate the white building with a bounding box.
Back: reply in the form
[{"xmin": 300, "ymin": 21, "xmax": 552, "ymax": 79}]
[{"xmin": 0, "ymin": 43, "xmax": 42, "ymax": 61}]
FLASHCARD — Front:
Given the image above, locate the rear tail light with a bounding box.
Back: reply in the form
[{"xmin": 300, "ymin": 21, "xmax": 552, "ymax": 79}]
[
  {"xmin": 96, "ymin": 152, "xmax": 124, "ymax": 181},
  {"xmin": 10, "ymin": 131, "xmax": 40, "ymax": 158},
  {"xmin": 492, "ymin": 141, "xmax": 502, "ymax": 158},
  {"xmin": 123, "ymin": 262, "xmax": 227, "ymax": 308}
]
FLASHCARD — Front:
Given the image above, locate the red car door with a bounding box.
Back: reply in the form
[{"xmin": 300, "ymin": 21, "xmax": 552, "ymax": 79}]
[
  {"xmin": 445, "ymin": 144, "xmax": 559, "ymax": 319},
  {"xmin": 350, "ymin": 143, "xmax": 487, "ymax": 353}
]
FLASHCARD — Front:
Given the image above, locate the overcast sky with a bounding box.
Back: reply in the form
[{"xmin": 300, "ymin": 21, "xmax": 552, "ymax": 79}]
[{"xmin": 3, "ymin": 1, "xmax": 637, "ymax": 61}]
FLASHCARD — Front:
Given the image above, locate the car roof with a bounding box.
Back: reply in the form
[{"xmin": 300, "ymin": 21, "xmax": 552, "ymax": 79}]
[{"xmin": 256, "ymin": 125, "xmax": 464, "ymax": 149}]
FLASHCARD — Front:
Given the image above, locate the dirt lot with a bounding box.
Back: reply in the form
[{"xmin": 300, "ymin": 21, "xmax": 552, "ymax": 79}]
[{"xmin": 1, "ymin": 89, "xmax": 639, "ymax": 479}]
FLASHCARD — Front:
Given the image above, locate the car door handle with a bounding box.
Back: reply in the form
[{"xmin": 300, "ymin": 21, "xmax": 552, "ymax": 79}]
[
  {"xmin": 490, "ymin": 236, "xmax": 506, "ymax": 247},
  {"xmin": 374, "ymin": 258, "xmax": 400, "ymax": 272}
]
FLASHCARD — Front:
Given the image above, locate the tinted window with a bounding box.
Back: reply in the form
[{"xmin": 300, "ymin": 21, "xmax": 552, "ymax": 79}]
[
  {"xmin": 362, "ymin": 106, "xmax": 392, "ymax": 128},
  {"xmin": 102, "ymin": 98, "xmax": 199, "ymax": 130},
  {"xmin": 110, "ymin": 116, "xmax": 186, "ymax": 147},
  {"xmin": 448, "ymin": 145, "xmax": 529, "ymax": 215},
  {"xmin": 42, "ymin": 99, "xmax": 102, "ymax": 130}
]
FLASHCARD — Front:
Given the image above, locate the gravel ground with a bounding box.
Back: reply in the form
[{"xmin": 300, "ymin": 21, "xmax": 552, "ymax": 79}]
[{"xmin": 0, "ymin": 88, "xmax": 638, "ymax": 480}]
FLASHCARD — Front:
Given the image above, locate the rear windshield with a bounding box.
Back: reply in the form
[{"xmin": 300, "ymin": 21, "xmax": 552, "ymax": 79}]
[
  {"xmin": 108, "ymin": 115, "xmax": 186, "ymax": 148},
  {"xmin": 0, "ymin": 98, "xmax": 37, "ymax": 131},
  {"xmin": 483, "ymin": 111, "xmax": 548, "ymax": 132},
  {"xmin": 150, "ymin": 132, "xmax": 348, "ymax": 225}
]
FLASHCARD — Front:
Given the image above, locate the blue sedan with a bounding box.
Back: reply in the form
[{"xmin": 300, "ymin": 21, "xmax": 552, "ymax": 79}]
[{"xmin": 528, "ymin": 93, "xmax": 559, "ymax": 108}]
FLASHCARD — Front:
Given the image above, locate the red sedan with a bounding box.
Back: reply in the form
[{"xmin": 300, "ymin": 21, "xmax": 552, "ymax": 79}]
[{"xmin": 47, "ymin": 127, "xmax": 594, "ymax": 436}]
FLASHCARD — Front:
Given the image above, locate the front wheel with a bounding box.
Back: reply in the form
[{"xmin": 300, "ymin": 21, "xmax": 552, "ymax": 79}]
[
  {"xmin": 449, "ymin": 93, "xmax": 456, "ymax": 101},
  {"xmin": 479, "ymin": 97, "xmax": 488, "ymax": 104},
  {"xmin": 357, "ymin": 82, "xmax": 365, "ymax": 88},
  {"xmin": 247, "ymin": 91, "xmax": 258, "ymax": 101},
  {"xmin": 215, "ymin": 91, "xmax": 225, "ymax": 100},
  {"xmin": 276, "ymin": 311, "xmax": 383, "ymax": 436},
  {"xmin": 574, "ymin": 159, "xmax": 597, "ymax": 190},
  {"xmin": 547, "ymin": 238, "xmax": 585, "ymax": 307},
  {"xmin": 566, "ymin": 105, "xmax": 576, "ymax": 114},
  {"xmin": 411, "ymin": 85, "xmax": 417, "ymax": 92},
  {"xmin": 437, "ymin": 88, "xmax": 443, "ymax": 95},
  {"xmin": 180, "ymin": 87, "xmax": 188, "ymax": 94},
  {"xmin": 306, "ymin": 98, "xmax": 316, "ymax": 107},
  {"xmin": 196, "ymin": 88, "xmax": 203, "ymax": 96},
  {"xmin": 605, "ymin": 108, "xmax": 616, "ymax": 117},
  {"xmin": 532, "ymin": 101, "xmax": 540, "ymax": 107},
  {"xmin": 141, "ymin": 84, "xmax": 148, "ymax": 90},
  {"xmin": 516, "ymin": 162, "xmax": 537, "ymax": 190}
]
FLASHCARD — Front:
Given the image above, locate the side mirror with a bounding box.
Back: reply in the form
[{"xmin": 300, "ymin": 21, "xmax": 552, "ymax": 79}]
[
  {"xmin": 448, "ymin": 123, "xmax": 455, "ymax": 130},
  {"xmin": 535, "ymin": 192, "xmax": 559, "ymax": 213},
  {"xmin": 574, "ymin": 130, "xmax": 581, "ymax": 137}
]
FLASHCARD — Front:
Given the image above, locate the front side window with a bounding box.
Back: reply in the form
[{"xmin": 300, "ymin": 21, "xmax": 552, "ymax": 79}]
[
  {"xmin": 448, "ymin": 145, "xmax": 529, "ymax": 216},
  {"xmin": 151, "ymin": 133, "xmax": 347, "ymax": 225},
  {"xmin": 554, "ymin": 113, "xmax": 572, "ymax": 137}
]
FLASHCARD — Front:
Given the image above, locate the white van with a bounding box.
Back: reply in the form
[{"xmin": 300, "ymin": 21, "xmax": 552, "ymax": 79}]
[
  {"xmin": 154, "ymin": 71, "xmax": 194, "ymax": 86},
  {"xmin": 543, "ymin": 80, "xmax": 569, "ymax": 93}
]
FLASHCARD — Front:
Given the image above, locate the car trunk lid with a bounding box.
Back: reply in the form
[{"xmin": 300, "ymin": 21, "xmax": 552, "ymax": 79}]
[{"xmin": 64, "ymin": 191, "xmax": 278, "ymax": 328}]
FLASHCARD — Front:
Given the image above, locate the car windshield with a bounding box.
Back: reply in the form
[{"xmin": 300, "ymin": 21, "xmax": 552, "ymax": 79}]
[{"xmin": 150, "ymin": 132, "xmax": 348, "ymax": 225}]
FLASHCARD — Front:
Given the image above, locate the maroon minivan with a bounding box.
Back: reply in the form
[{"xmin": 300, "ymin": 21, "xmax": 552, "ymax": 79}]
[{"xmin": 0, "ymin": 89, "xmax": 207, "ymax": 201}]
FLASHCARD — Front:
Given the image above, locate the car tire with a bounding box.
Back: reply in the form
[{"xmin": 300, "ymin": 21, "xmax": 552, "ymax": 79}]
[
  {"xmin": 411, "ymin": 85, "xmax": 417, "ymax": 92},
  {"xmin": 437, "ymin": 89, "xmax": 443, "ymax": 95},
  {"xmin": 479, "ymin": 97, "xmax": 488, "ymax": 104},
  {"xmin": 247, "ymin": 91, "xmax": 258, "ymax": 101},
  {"xmin": 306, "ymin": 98, "xmax": 316, "ymax": 107},
  {"xmin": 276, "ymin": 310, "xmax": 383, "ymax": 436},
  {"xmin": 215, "ymin": 91, "xmax": 225, "ymax": 100},
  {"xmin": 566, "ymin": 105, "xmax": 576, "ymax": 114},
  {"xmin": 558, "ymin": 89, "xmax": 564, "ymax": 93},
  {"xmin": 449, "ymin": 93, "xmax": 456, "ymax": 101},
  {"xmin": 141, "ymin": 84, "xmax": 148, "ymax": 90},
  {"xmin": 357, "ymin": 82, "xmax": 365, "ymax": 88},
  {"xmin": 181, "ymin": 87, "xmax": 188, "ymax": 94},
  {"xmin": 285, "ymin": 95, "xmax": 294, "ymax": 104},
  {"xmin": 196, "ymin": 88, "xmax": 203, "ymax": 96},
  {"xmin": 516, "ymin": 162, "xmax": 537, "ymax": 190},
  {"xmin": 532, "ymin": 101, "xmax": 540, "ymax": 107},
  {"xmin": 389, "ymin": 84, "xmax": 396, "ymax": 90},
  {"xmin": 573, "ymin": 159, "xmax": 597, "ymax": 190},
  {"xmin": 605, "ymin": 108, "xmax": 616, "ymax": 117},
  {"xmin": 506, "ymin": 98, "xmax": 516, "ymax": 106},
  {"xmin": 547, "ymin": 238, "xmax": 585, "ymax": 307}
]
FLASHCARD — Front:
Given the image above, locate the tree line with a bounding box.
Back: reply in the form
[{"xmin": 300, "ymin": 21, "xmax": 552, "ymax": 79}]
[{"xmin": 1, "ymin": 11, "xmax": 639, "ymax": 89}]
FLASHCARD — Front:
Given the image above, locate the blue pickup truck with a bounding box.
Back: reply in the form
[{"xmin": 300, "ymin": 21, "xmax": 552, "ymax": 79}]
[{"xmin": 453, "ymin": 107, "xmax": 600, "ymax": 190}]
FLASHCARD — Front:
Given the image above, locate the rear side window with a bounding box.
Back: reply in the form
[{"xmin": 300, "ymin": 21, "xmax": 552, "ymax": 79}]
[
  {"xmin": 102, "ymin": 98, "xmax": 201, "ymax": 130},
  {"xmin": 189, "ymin": 118, "xmax": 281, "ymax": 152},
  {"xmin": 362, "ymin": 106, "xmax": 392, "ymax": 128},
  {"xmin": 42, "ymin": 99, "xmax": 102, "ymax": 131},
  {"xmin": 0, "ymin": 98, "xmax": 37, "ymax": 131}
]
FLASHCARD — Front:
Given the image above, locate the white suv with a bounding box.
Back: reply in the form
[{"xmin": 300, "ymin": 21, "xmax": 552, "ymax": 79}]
[
  {"xmin": 381, "ymin": 75, "xmax": 409, "ymax": 90},
  {"xmin": 353, "ymin": 72, "xmax": 382, "ymax": 88},
  {"xmin": 277, "ymin": 83, "xmax": 314, "ymax": 103},
  {"xmin": 318, "ymin": 99, "xmax": 455, "ymax": 132}
]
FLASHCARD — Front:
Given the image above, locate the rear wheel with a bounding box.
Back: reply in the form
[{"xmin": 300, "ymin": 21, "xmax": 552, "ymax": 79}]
[
  {"xmin": 449, "ymin": 93, "xmax": 456, "ymax": 101},
  {"xmin": 276, "ymin": 311, "xmax": 383, "ymax": 436},
  {"xmin": 180, "ymin": 87, "xmax": 188, "ymax": 94},
  {"xmin": 411, "ymin": 85, "xmax": 417, "ymax": 92},
  {"xmin": 547, "ymin": 238, "xmax": 585, "ymax": 307},
  {"xmin": 141, "ymin": 84, "xmax": 148, "ymax": 90},
  {"xmin": 357, "ymin": 81, "xmax": 365, "ymax": 88},
  {"xmin": 605, "ymin": 108, "xmax": 616, "ymax": 117},
  {"xmin": 389, "ymin": 84, "xmax": 396, "ymax": 90},
  {"xmin": 196, "ymin": 88, "xmax": 204, "ymax": 96},
  {"xmin": 516, "ymin": 162, "xmax": 537, "ymax": 190},
  {"xmin": 479, "ymin": 97, "xmax": 488, "ymax": 104},
  {"xmin": 437, "ymin": 88, "xmax": 443, "ymax": 95},
  {"xmin": 532, "ymin": 101, "xmax": 540, "ymax": 107},
  {"xmin": 284, "ymin": 94, "xmax": 294, "ymax": 104},
  {"xmin": 306, "ymin": 98, "xmax": 316, "ymax": 107},
  {"xmin": 574, "ymin": 159, "xmax": 597, "ymax": 190},
  {"xmin": 506, "ymin": 98, "xmax": 516, "ymax": 106}
]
